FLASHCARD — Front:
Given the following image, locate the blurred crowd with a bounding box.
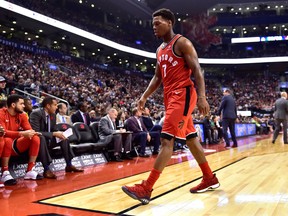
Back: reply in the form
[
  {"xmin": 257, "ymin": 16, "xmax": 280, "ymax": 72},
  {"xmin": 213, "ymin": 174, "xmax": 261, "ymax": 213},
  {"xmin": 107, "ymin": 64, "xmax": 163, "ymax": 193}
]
[{"xmin": 0, "ymin": 43, "xmax": 281, "ymax": 125}]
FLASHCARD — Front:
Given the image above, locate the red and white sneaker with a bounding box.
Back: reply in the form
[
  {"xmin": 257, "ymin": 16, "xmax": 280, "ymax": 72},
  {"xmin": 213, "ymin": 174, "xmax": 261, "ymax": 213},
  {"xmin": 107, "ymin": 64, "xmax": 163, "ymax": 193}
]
[
  {"xmin": 0, "ymin": 181, "xmax": 4, "ymax": 188},
  {"xmin": 122, "ymin": 180, "xmax": 152, "ymax": 205},
  {"xmin": 190, "ymin": 174, "xmax": 220, "ymax": 193},
  {"xmin": 24, "ymin": 167, "xmax": 43, "ymax": 180}
]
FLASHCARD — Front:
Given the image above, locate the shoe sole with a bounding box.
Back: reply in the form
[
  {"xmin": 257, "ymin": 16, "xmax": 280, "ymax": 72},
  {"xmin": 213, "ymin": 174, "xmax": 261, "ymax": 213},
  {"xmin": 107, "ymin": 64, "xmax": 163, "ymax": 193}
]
[
  {"xmin": 190, "ymin": 182, "xmax": 220, "ymax": 193},
  {"xmin": 4, "ymin": 179, "xmax": 17, "ymax": 186},
  {"xmin": 121, "ymin": 186, "xmax": 150, "ymax": 205},
  {"xmin": 24, "ymin": 175, "xmax": 44, "ymax": 180}
]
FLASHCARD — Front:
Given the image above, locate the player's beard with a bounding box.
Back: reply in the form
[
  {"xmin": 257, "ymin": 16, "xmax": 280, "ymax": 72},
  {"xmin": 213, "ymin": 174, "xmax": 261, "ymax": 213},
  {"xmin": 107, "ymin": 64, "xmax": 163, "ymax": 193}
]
[{"xmin": 15, "ymin": 107, "xmax": 23, "ymax": 114}]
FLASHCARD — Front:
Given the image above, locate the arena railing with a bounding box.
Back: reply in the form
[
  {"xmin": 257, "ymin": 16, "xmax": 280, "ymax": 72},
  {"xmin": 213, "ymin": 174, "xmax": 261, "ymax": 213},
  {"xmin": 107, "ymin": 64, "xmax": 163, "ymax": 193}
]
[
  {"xmin": 14, "ymin": 88, "xmax": 42, "ymax": 105},
  {"xmin": 39, "ymin": 90, "xmax": 70, "ymax": 111}
]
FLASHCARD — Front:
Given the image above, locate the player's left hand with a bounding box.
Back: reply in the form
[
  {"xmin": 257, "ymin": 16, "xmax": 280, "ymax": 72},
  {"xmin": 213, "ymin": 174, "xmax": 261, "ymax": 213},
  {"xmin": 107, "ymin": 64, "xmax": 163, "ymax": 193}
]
[{"xmin": 197, "ymin": 98, "xmax": 210, "ymax": 116}]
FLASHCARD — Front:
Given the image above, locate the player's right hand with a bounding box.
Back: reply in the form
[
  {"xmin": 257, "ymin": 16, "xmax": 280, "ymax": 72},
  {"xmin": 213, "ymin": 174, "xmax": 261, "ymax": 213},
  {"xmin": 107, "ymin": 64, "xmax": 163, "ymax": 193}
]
[
  {"xmin": 137, "ymin": 96, "xmax": 147, "ymax": 111},
  {"xmin": 20, "ymin": 130, "xmax": 37, "ymax": 139},
  {"xmin": 0, "ymin": 125, "xmax": 5, "ymax": 137},
  {"xmin": 197, "ymin": 98, "xmax": 210, "ymax": 116}
]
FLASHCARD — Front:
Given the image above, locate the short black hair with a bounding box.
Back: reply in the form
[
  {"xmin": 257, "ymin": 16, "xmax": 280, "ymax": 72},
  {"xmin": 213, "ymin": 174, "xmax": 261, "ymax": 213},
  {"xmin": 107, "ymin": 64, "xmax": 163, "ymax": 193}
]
[
  {"xmin": 7, "ymin": 94, "xmax": 24, "ymax": 107},
  {"xmin": 78, "ymin": 101, "xmax": 87, "ymax": 110},
  {"xmin": 24, "ymin": 97, "xmax": 31, "ymax": 103},
  {"xmin": 42, "ymin": 97, "xmax": 57, "ymax": 108},
  {"xmin": 152, "ymin": 8, "xmax": 175, "ymax": 26}
]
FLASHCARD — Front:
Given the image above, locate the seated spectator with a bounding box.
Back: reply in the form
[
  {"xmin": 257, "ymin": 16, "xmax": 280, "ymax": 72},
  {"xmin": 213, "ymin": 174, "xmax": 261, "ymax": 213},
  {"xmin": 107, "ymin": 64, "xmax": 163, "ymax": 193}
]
[
  {"xmin": 98, "ymin": 108, "xmax": 133, "ymax": 162},
  {"xmin": 203, "ymin": 115, "xmax": 214, "ymax": 144},
  {"xmin": 141, "ymin": 107, "xmax": 162, "ymax": 132},
  {"xmin": 251, "ymin": 116, "xmax": 263, "ymax": 134},
  {"xmin": 71, "ymin": 101, "xmax": 91, "ymax": 125},
  {"xmin": 125, "ymin": 107, "xmax": 160, "ymax": 157},
  {"xmin": 267, "ymin": 116, "xmax": 274, "ymax": 132},
  {"xmin": 30, "ymin": 97, "xmax": 83, "ymax": 179},
  {"xmin": 0, "ymin": 76, "xmax": 7, "ymax": 108},
  {"xmin": 24, "ymin": 97, "xmax": 33, "ymax": 118},
  {"xmin": 115, "ymin": 110, "xmax": 126, "ymax": 129},
  {"xmin": 0, "ymin": 125, "xmax": 6, "ymax": 187},
  {"xmin": 210, "ymin": 115, "xmax": 219, "ymax": 143},
  {"xmin": 158, "ymin": 111, "xmax": 165, "ymax": 127},
  {"xmin": 56, "ymin": 102, "xmax": 72, "ymax": 124},
  {"xmin": 260, "ymin": 117, "xmax": 270, "ymax": 135},
  {"xmin": 214, "ymin": 115, "xmax": 223, "ymax": 141},
  {"xmin": 89, "ymin": 110, "xmax": 99, "ymax": 123},
  {"xmin": 0, "ymin": 94, "xmax": 43, "ymax": 186}
]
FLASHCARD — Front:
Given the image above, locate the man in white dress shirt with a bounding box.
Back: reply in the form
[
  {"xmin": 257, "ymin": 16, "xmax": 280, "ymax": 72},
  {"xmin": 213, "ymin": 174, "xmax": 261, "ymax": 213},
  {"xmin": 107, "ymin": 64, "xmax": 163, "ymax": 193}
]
[{"xmin": 56, "ymin": 103, "xmax": 72, "ymax": 125}]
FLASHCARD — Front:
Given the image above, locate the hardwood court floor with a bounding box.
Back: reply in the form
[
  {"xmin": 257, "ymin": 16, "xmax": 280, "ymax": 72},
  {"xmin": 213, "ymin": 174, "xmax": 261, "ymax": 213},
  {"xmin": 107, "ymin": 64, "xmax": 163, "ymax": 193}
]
[{"xmin": 1, "ymin": 134, "xmax": 288, "ymax": 216}]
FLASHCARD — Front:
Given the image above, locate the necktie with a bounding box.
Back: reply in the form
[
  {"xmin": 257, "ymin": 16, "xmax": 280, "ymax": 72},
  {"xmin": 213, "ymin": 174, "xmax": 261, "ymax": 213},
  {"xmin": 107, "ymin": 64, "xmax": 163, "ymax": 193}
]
[
  {"xmin": 83, "ymin": 113, "xmax": 87, "ymax": 124},
  {"xmin": 136, "ymin": 117, "xmax": 143, "ymax": 131},
  {"xmin": 46, "ymin": 115, "xmax": 51, "ymax": 132},
  {"xmin": 62, "ymin": 116, "xmax": 66, "ymax": 123}
]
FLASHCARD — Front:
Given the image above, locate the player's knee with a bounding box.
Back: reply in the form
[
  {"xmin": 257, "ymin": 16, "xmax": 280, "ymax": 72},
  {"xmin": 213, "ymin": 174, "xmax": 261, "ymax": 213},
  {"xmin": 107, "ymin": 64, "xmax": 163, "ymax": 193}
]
[
  {"xmin": 31, "ymin": 135, "xmax": 40, "ymax": 145},
  {"xmin": 160, "ymin": 138, "xmax": 174, "ymax": 148}
]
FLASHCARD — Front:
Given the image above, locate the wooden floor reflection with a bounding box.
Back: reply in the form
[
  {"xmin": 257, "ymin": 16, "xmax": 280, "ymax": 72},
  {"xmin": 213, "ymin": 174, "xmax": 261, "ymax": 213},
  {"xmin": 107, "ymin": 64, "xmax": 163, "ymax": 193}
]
[{"xmin": 1, "ymin": 134, "xmax": 288, "ymax": 215}]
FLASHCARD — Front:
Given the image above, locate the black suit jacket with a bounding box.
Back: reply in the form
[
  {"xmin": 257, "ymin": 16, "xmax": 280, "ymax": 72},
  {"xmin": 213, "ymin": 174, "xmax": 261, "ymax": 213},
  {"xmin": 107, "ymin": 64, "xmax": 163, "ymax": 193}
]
[
  {"xmin": 71, "ymin": 110, "xmax": 91, "ymax": 125},
  {"xmin": 141, "ymin": 116, "xmax": 154, "ymax": 131},
  {"xmin": 29, "ymin": 108, "xmax": 56, "ymax": 140},
  {"xmin": 217, "ymin": 95, "xmax": 237, "ymax": 119}
]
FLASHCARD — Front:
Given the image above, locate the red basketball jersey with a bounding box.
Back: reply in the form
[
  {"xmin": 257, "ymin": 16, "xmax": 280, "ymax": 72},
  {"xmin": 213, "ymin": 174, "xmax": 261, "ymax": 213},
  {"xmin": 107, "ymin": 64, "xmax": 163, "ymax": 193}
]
[{"xmin": 157, "ymin": 34, "xmax": 194, "ymax": 95}]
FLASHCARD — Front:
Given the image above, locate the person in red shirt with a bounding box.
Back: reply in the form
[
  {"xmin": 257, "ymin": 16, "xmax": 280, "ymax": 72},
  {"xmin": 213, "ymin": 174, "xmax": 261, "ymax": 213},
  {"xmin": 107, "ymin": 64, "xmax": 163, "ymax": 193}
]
[
  {"xmin": 0, "ymin": 125, "xmax": 5, "ymax": 187},
  {"xmin": 122, "ymin": 8, "xmax": 220, "ymax": 205},
  {"xmin": 0, "ymin": 94, "xmax": 42, "ymax": 186}
]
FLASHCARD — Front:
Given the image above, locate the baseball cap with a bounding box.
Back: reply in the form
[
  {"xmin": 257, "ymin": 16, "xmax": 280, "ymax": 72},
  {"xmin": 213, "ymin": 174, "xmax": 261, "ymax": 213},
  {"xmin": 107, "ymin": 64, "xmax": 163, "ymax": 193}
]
[{"xmin": 0, "ymin": 76, "xmax": 5, "ymax": 82}]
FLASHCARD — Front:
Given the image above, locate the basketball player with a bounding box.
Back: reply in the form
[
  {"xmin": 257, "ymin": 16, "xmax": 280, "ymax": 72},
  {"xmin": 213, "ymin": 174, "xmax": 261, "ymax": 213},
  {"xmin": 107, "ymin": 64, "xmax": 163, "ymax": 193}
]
[
  {"xmin": 0, "ymin": 95, "xmax": 42, "ymax": 186},
  {"xmin": 122, "ymin": 8, "xmax": 220, "ymax": 204}
]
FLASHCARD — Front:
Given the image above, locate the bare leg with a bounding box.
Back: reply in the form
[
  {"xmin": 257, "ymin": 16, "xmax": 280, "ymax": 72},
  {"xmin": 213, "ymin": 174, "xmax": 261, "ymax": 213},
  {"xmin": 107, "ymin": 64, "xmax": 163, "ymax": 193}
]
[
  {"xmin": 153, "ymin": 137, "xmax": 174, "ymax": 172},
  {"xmin": 186, "ymin": 137, "xmax": 207, "ymax": 164}
]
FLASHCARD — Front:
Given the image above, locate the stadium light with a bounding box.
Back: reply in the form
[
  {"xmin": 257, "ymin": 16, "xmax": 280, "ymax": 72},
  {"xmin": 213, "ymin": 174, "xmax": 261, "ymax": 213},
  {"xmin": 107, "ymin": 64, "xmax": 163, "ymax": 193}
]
[{"xmin": 1, "ymin": 0, "xmax": 288, "ymax": 65}]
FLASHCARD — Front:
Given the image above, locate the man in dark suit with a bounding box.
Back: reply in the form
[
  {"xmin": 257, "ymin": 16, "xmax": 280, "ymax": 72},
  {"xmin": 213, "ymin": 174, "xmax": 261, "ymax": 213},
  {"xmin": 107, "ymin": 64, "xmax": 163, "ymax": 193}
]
[
  {"xmin": 125, "ymin": 107, "xmax": 160, "ymax": 157},
  {"xmin": 30, "ymin": 97, "xmax": 83, "ymax": 179},
  {"xmin": 272, "ymin": 92, "xmax": 288, "ymax": 144},
  {"xmin": 141, "ymin": 107, "xmax": 162, "ymax": 132},
  {"xmin": 71, "ymin": 101, "xmax": 91, "ymax": 125},
  {"xmin": 217, "ymin": 89, "xmax": 238, "ymax": 148},
  {"xmin": 98, "ymin": 108, "xmax": 132, "ymax": 162}
]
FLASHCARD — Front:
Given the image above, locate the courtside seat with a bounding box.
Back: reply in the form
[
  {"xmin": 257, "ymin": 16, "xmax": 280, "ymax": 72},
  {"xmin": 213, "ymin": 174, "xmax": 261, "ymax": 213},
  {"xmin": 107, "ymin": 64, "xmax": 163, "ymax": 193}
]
[
  {"xmin": 73, "ymin": 122, "xmax": 107, "ymax": 152},
  {"xmin": 89, "ymin": 121, "xmax": 114, "ymax": 160},
  {"xmin": 55, "ymin": 123, "xmax": 78, "ymax": 143},
  {"xmin": 56, "ymin": 123, "xmax": 92, "ymax": 153},
  {"xmin": 52, "ymin": 123, "xmax": 81, "ymax": 156},
  {"xmin": 89, "ymin": 122, "xmax": 100, "ymax": 142}
]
